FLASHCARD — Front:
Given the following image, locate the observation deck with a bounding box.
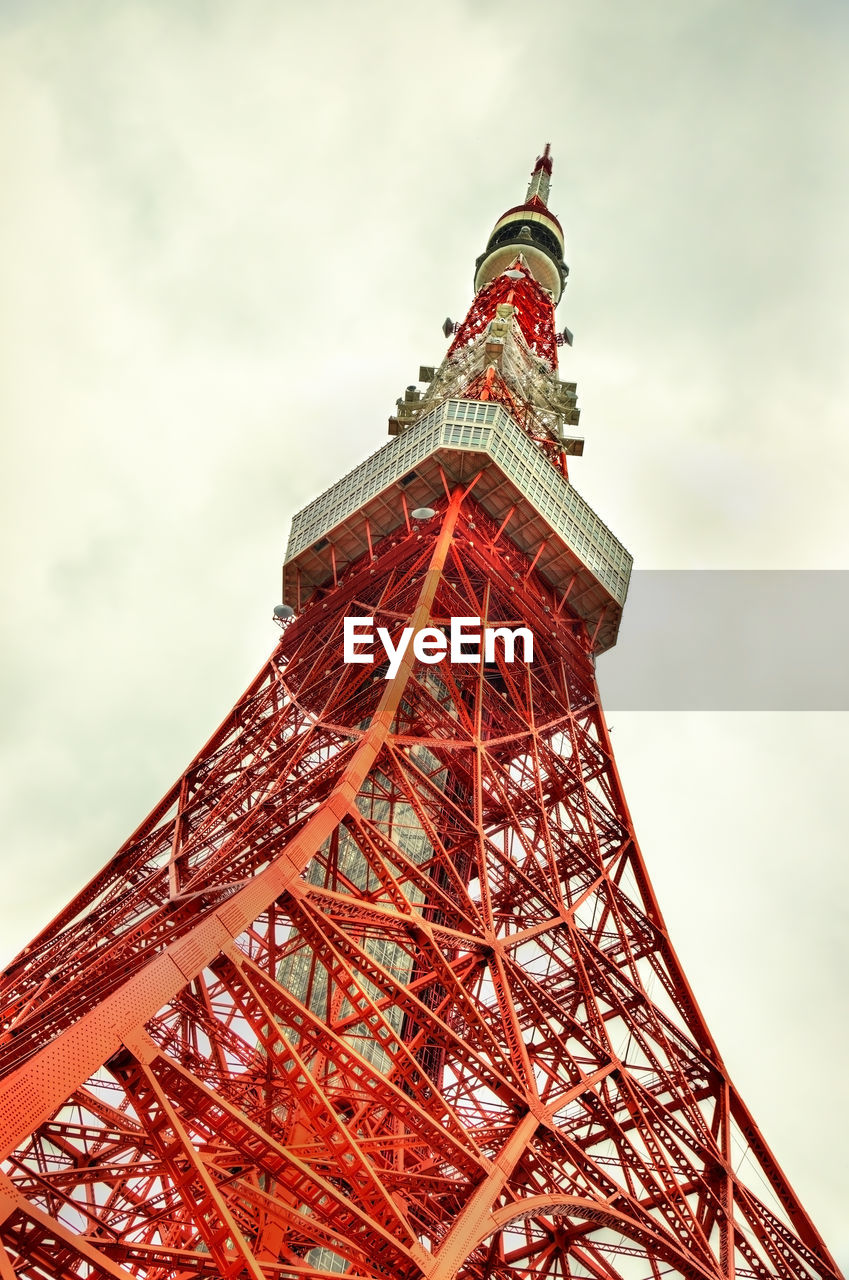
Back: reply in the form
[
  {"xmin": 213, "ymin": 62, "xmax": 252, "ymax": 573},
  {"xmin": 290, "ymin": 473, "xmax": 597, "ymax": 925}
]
[{"xmin": 283, "ymin": 399, "xmax": 632, "ymax": 653}]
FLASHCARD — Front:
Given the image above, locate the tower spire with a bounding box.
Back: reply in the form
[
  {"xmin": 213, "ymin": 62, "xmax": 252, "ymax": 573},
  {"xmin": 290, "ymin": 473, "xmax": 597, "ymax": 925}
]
[
  {"xmin": 525, "ymin": 141, "xmax": 553, "ymax": 204},
  {"xmin": 392, "ymin": 148, "xmax": 579, "ymax": 464}
]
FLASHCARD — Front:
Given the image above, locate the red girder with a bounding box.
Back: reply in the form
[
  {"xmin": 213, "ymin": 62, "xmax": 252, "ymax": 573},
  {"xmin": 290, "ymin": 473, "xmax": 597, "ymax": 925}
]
[
  {"xmin": 448, "ymin": 262, "xmax": 559, "ymax": 370},
  {"xmin": 0, "ymin": 494, "xmax": 840, "ymax": 1280}
]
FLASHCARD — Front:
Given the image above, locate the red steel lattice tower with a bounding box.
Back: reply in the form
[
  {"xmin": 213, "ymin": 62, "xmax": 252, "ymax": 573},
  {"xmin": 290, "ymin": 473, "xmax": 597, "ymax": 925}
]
[{"xmin": 0, "ymin": 149, "xmax": 841, "ymax": 1280}]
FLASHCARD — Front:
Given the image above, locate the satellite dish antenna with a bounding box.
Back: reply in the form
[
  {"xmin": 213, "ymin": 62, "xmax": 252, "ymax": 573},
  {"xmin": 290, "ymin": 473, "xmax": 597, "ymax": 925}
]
[
  {"xmin": 273, "ymin": 604, "xmax": 295, "ymax": 622},
  {"xmin": 411, "ymin": 507, "xmax": 437, "ymax": 520}
]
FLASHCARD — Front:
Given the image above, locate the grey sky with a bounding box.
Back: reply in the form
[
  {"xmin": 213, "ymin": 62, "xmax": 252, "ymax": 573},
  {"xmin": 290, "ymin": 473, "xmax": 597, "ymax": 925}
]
[{"xmin": 1, "ymin": 0, "xmax": 847, "ymax": 1263}]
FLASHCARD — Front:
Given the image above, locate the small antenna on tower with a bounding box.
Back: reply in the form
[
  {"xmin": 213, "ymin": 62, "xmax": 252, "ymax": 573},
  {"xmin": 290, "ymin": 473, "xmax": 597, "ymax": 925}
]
[{"xmin": 526, "ymin": 143, "xmax": 553, "ymax": 205}]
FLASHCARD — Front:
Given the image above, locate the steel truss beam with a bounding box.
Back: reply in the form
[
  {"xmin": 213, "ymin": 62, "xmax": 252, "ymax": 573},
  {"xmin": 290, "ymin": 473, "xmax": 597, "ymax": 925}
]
[{"xmin": 0, "ymin": 493, "xmax": 839, "ymax": 1279}]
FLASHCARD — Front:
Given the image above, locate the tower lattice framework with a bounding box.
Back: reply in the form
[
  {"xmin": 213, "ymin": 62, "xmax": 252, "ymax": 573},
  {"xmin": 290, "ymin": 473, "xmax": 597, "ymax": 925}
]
[{"xmin": 0, "ymin": 148, "xmax": 841, "ymax": 1280}]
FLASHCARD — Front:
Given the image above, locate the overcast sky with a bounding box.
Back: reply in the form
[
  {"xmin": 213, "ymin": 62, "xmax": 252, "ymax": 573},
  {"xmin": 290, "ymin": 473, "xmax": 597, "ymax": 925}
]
[{"xmin": 1, "ymin": 0, "xmax": 847, "ymax": 1265}]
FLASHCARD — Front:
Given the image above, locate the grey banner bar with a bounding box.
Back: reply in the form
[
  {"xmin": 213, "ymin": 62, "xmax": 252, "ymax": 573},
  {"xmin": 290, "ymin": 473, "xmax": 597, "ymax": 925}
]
[{"xmin": 595, "ymin": 571, "xmax": 849, "ymax": 710}]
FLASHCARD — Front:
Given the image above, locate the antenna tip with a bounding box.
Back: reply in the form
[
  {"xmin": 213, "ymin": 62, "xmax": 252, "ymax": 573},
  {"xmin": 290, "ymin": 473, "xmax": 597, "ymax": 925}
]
[{"xmin": 533, "ymin": 144, "xmax": 553, "ymax": 176}]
